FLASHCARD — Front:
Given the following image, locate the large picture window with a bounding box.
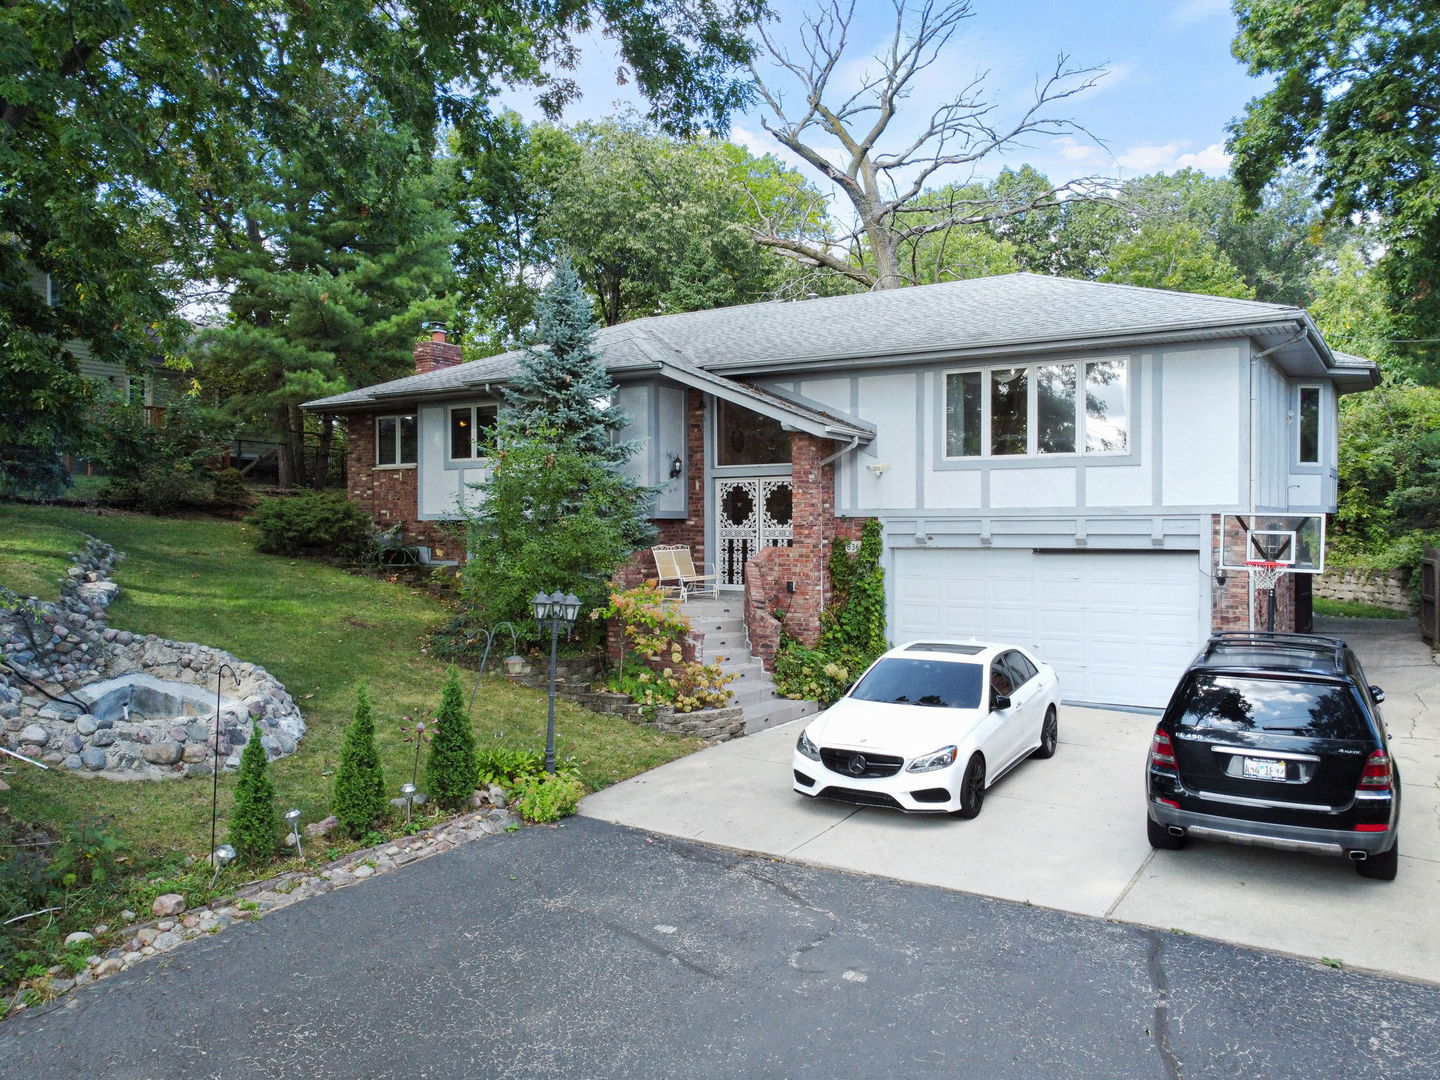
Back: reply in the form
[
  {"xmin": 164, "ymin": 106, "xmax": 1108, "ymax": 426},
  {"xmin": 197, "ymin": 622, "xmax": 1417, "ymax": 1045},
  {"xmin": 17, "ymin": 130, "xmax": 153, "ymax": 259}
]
[
  {"xmin": 449, "ymin": 403, "xmax": 499, "ymax": 461},
  {"xmin": 1297, "ymin": 385, "xmax": 1320, "ymax": 464},
  {"xmin": 375, "ymin": 414, "xmax": 417, "ymax": 467},
  {"xmin": 715, "ymin": 400, "xmax": 790, "ymax": 466},
  {"xmin": 943, "ymin": 357, "xmax": 1129, "ymax": 459}
]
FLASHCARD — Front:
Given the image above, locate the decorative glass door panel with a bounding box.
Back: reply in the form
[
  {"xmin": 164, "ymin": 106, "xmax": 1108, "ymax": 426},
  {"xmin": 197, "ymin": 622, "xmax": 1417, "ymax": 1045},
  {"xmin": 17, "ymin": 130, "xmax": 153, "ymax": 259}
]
[{"xmin": 717, "ymin": 479, "xmax": 794, "ymax": 585}]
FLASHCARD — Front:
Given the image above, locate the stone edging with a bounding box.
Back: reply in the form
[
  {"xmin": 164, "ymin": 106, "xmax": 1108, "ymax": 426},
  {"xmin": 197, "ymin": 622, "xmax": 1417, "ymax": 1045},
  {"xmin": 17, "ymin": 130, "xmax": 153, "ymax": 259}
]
[{"xmin": 9, "ymin": 793, "xmax": 524, "ymax": 1017}]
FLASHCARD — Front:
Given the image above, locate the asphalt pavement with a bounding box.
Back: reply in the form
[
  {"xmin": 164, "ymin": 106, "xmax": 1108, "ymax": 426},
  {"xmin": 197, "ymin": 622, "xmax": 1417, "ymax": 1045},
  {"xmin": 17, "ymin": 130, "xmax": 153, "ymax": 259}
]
[
  {"xmin": 581, "ymin": 616, "xmax": 1440, "ymax": 983},
  {"xmin": 1, "ymin": 816, "xmax": 1437, "ymax": 1080}
]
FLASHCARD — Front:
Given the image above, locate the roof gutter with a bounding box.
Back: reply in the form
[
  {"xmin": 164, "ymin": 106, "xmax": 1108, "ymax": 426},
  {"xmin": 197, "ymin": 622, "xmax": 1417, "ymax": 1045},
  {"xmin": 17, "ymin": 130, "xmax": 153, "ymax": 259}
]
[{"xmin": 819, "ymin": 435, "xmax": 862, "ymax": 466}]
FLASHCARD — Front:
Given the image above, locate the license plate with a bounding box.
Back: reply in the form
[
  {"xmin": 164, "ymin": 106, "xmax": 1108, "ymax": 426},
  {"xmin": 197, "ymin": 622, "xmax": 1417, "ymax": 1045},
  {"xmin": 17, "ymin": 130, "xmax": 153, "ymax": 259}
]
[{"xmin": 1242, "ymin": 756, "xmax": 1287, "ymax": 781}]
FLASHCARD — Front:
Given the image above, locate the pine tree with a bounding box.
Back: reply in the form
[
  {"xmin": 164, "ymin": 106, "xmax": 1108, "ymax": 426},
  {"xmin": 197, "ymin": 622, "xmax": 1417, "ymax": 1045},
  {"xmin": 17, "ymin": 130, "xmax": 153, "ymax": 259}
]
[
  {"xmin": 228, "ymin": 720, "xmax": 278, "ymax": 865},
  {"xmin": 332, "ymin": 683, "xmax": 387, "ymax": 837},
  {"xmin": 425, "ymin": 668, "xmax": 478, "ymax": 811},
  {"xmin": 502, "ymin": 258, "xmax": 631, "ymax": 465}
]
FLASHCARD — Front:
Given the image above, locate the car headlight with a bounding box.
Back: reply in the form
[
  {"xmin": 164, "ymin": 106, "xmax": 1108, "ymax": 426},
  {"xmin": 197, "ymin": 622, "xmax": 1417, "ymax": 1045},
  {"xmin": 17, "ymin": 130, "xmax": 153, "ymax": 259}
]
[
  {"xmin": 907, "ymin": 745, "xmax": 958, "ymax": 773},
  {"xmin": 796, "ymin": 729, "xmax": 821, "ymax": 761}
]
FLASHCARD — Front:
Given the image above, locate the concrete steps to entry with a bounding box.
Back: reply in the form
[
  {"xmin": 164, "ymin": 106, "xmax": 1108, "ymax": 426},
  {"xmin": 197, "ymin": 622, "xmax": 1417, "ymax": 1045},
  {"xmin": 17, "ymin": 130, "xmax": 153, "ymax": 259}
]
[{"xmin": 678, "ymin": 594, "xmax": 822, "ymax": 734}]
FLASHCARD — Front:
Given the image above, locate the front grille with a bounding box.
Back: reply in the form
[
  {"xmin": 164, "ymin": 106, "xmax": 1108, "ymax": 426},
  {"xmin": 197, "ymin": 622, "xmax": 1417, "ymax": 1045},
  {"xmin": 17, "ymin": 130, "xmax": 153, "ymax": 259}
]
[
  {"xmin": 817, "ymin": 786, "xmax": 904, "ymax": 810},
  {"xmin": 820, "ymin": 748, "xmax": 903, "ymax": 778}
]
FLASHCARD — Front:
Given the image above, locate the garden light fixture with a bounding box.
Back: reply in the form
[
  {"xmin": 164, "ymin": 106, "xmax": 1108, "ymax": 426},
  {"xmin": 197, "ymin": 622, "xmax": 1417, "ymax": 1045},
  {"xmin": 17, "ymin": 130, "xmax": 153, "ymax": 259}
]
[
  {"xmin": 531, "ymin": 589, "xmax": 581, "ymax": 774},
  {"xmin": 284, "ymin": 808, "xmax": 303, "ymax": 860},
  {"xmin": 503, "ymin": 654, "xmax": 526, "ymax": 677},
  {"xmin": 400, "ymin": 782, "xmax": 417, "ymax": 825},
  {"xmin": 210, "ymin": 844, "xmax": 235, "ymax": 889},
  {"xmin": 211, "ymin": 663, "xmax": 241, "ymax": 864}
]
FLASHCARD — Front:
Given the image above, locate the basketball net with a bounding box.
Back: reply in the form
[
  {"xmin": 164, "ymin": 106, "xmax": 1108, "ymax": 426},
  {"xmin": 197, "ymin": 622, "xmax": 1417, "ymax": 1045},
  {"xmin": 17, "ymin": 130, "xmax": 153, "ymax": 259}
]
[{"xmin": 1246, "ymin": 561, "xmax": 1287, "ymax": 592}]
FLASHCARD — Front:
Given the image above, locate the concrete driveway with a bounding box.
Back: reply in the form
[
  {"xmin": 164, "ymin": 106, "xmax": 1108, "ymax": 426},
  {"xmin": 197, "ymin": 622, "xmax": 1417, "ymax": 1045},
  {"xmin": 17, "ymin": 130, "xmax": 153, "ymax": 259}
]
[{"xmin": 582, "ymin": 617, "xmax": 1440, "ymax": 984}]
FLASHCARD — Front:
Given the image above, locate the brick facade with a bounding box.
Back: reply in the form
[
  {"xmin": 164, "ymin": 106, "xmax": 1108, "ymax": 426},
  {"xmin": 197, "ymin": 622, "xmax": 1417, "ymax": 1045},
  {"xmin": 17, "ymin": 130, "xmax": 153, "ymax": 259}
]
[{"xmin": 1211, "ymin": 514, "xmax": 1297, "ymax": 633}]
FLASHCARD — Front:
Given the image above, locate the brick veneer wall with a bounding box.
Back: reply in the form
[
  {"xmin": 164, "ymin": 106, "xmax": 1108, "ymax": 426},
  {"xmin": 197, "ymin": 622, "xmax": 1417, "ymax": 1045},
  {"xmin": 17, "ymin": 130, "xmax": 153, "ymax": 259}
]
[{"xmin": 1211, "ymin": 514, "xmax": 1297, "ymax": 632}]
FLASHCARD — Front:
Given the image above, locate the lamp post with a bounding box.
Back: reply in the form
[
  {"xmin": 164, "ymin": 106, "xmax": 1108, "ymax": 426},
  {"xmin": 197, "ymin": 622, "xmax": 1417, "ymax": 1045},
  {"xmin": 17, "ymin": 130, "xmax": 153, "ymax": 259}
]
[{"xmin": 531, "ymin": 589, "xmax": 581, "ymax": 774}]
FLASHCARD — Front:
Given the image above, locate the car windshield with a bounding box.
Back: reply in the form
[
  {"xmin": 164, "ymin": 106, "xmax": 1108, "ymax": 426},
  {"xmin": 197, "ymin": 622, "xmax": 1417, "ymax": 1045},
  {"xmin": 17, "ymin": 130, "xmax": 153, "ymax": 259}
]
[
  {"xmin": 1176, "ymin": 674, "xmax": 1370, "ymax": 740},
  {"xmin": 848, "ymin": 658, "xmax": 984, "ymax": 709}
]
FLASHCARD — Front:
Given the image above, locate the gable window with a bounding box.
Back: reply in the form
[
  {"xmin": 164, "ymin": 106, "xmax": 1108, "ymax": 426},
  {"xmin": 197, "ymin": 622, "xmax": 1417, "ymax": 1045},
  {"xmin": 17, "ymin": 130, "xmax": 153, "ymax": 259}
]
[
  {"xmin": 715, "ymin": 400, "xmax": 790, "ymax": 466},
  {"xmin": 449, "ymin": 404, "xmax": 498, "ymax": 461},
  {"xmin": 375, "ymin": 414, "xmax": 417, "ymax": 467},
  {"xmin": 943, "ymin": 357, "xmax": 1129, "ymax": 459},
  {"xmin": 1297, "ymin": 385, "xmax": 1320, "ymax": 464}
]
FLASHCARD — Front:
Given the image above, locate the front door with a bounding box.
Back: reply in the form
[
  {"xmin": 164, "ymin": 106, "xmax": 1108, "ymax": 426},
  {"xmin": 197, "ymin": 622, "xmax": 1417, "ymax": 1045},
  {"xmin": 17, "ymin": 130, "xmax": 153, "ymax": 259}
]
[{"xmin": 716, "ymin": 478, "xmax": 794, "ymax": 586}]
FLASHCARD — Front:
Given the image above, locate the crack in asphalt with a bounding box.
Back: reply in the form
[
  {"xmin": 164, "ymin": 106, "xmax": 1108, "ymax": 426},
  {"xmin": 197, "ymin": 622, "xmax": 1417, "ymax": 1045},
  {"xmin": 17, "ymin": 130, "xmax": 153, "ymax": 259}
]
[
  {"xmin": 1144, "ymin": 930, "xmax": 1183, "ymax": 1080},
  {"xmin": 732, "ymin": 863, "xmax": 842, "ymax": 973}
]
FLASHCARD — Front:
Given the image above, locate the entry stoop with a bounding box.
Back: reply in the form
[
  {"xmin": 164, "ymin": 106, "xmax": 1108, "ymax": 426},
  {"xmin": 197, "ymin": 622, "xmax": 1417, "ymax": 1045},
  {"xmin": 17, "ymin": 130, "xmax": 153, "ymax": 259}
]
[{"xmin": 679, "ymin": 595, "xmax": 822, "ymax": 734}]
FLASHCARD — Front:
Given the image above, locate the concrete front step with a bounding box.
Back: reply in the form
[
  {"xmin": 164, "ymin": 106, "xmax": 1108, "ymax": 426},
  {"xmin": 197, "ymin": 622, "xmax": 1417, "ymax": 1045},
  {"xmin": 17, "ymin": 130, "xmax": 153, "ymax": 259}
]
[{"xmin": 674, "ymin": 595, "xmax": 821, "ymax": 733}]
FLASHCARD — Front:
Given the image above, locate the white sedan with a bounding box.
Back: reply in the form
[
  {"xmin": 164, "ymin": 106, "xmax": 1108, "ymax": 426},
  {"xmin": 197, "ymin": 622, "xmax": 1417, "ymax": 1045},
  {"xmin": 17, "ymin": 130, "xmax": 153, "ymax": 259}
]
[{"xmin": 791, "ymin": 640, "xmax": 1060, "ymax": 817}]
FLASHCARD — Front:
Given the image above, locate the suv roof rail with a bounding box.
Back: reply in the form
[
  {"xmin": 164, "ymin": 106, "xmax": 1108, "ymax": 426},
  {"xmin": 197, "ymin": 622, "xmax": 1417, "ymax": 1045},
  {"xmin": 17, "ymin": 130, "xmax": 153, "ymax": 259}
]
[{"xmin": 1202, "ymin": 631, "xmax": 1348, "ymax": 668}]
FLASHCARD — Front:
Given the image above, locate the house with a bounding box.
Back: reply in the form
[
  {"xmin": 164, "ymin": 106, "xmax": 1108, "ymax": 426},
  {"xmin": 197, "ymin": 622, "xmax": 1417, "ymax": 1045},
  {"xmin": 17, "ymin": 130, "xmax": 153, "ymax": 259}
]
[{"xmin": 302, "ymin": 274, "xmax": 1377, "ymax": 710}]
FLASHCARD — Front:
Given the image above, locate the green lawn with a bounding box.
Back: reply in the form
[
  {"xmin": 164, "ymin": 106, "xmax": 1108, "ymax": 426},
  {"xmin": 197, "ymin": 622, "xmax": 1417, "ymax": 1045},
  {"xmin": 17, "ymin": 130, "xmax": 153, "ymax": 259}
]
[{"xmin": 0, "ymin": 503, "xmax": 698, "ymax": 864}]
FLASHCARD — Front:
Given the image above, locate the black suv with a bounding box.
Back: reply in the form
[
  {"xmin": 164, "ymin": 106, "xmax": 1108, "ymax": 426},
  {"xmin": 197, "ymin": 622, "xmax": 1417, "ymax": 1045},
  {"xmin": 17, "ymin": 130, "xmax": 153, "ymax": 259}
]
[{"xmin": 1146, "ymin": 632, "xmax": 1400, "ymax": 880}]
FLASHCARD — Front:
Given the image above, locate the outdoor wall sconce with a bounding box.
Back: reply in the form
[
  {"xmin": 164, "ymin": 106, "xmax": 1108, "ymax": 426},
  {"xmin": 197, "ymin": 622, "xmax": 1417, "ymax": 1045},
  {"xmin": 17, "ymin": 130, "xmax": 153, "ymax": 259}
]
[
  {"xmin": 670, "ymin": 454, "xmax": 684, "ymax": 479},
  {"xmin": 1214, "ymin": 568, "xmax": 1228, "ymax": 587},
  {"xmin": 866, "ymin": 463, "xmax": 890, "ymax": 478},
  {"xmin": 284, "ymin": 808, "xmax": 303, "ymax": 860}
]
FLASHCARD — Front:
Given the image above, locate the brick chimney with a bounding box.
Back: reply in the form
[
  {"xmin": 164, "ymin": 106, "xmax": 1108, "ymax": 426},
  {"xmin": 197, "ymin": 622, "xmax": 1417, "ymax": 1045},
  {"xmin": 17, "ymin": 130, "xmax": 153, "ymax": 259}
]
[{"xmin": 414, "ymin": 326, "xmax": 462, "ymax": 375}]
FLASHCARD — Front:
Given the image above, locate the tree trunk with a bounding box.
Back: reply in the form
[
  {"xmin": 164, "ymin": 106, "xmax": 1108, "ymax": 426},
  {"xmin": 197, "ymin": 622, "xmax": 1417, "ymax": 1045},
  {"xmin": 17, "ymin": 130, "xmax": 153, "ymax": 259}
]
[
  {"xmin": 315, "ymin": 415, "xmax": 334, "ymax": 489},
  {"xmin": 274, "ymin": 406, "xmax": 296, "ymax": 490}
]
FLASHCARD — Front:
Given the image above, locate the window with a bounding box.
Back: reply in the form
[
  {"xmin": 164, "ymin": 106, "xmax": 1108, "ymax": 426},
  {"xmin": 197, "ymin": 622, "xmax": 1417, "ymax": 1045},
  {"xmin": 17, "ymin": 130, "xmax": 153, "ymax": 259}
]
[
  {"xmin": 375, "ymin": 414, "xmax": 417, "ymax": 467},
  {"xmin": 1297, "ymin": 386, "xmax": 1320, "ymax": 464},
  {"xmin": 715, "ymin": 400, "xmax": 790, "ymax": 466},
  {"xmin": 449, "ymin": 404, "xmax": 498, "ymax": 461},
  {"xmin": 943, "ymin": 357, "xmax": 1129, "ymax": 458}
]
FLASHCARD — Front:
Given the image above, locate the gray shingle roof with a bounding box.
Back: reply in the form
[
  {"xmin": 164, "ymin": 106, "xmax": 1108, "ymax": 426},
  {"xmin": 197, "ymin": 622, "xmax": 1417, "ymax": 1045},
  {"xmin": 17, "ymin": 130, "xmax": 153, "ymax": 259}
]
[{"xmin": 303, "ymin": 273, "xmax": 1370, "ymax": 412}]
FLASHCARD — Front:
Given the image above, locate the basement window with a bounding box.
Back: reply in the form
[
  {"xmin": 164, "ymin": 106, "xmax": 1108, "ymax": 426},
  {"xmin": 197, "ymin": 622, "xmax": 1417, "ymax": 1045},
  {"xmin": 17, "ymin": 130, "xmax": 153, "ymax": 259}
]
[{"xmin": 375, "ymin": 415, "xmax": 417, "ymax": 467}]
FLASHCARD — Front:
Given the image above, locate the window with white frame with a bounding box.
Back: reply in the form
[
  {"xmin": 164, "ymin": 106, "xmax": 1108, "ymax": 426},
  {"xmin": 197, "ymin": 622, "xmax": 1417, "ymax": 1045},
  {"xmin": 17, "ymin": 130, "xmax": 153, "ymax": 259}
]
[
  {"xmin": 944, "ymin": 357, "xmax": 1128, "ymax": 458},
  {"xmin": 375, "ymin": 414, "xmax": 417, "ymax": 466},
  {"xmin": 448, "ymin": 403, "xmax": 499, "ymax": 461},
  {"xmin": 1297, "ymin": 385, "xmax": 1320, "ymax": 464}
]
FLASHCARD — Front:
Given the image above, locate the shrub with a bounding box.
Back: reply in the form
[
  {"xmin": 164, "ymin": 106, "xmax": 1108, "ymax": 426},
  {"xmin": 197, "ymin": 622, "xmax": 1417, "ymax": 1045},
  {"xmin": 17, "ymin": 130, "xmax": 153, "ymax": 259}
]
[
  {"xmin": 425, "ymin": 667, "xmax": 478, "ymax": 811},
  {"xmin": 250, "ymin": 491, "xmax": 374, "ymax": 558},
  {"xmin": 89, "ymin": 395, "xmax": 234, "ymax": 514},
  {"xmin": 510, "ymin": 772, "xmax": 586, "ymax": 823},
  {"xmin": 474, "ymin": 742, "xmax": 547, "ymax": 789},
  {"xmin": 774, "ymin": 518, "xmax": 888, "ymax": 706},
  {"xmin": 211, "ymin": 467, "xmax": 254, "ymax": 511},
  {"xmin": 594, "ymin": 582, "xmax": 734, "ymax": 713},
  {"xmin": 227, "ymin": 721, "xmax": 278, "ymax": 864},
  {"xmin": 332, "ymin": 684, "xmax": 387, "ymax": 838}
]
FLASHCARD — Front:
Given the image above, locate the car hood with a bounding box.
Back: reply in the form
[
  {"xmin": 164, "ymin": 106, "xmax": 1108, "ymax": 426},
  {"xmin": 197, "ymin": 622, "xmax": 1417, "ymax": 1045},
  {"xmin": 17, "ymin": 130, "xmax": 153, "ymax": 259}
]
[{"xmin": 805, "ymin": 697, "xmax": 984, "ymax": 758}]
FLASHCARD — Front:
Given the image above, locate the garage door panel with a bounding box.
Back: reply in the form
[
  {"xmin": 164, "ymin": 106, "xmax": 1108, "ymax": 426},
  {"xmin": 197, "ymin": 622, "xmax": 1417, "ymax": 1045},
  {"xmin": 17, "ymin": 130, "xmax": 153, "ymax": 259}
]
[{"xmin": 893, "ymin": 548, "xmax": 1204, "ymax": 709}]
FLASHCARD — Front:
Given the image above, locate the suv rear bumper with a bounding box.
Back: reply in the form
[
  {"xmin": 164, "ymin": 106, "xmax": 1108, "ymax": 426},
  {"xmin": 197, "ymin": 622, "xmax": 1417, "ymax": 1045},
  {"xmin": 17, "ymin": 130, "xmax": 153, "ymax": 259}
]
[{"xmin": 1149, "ymin": 801, "xmax": 1396, "ymax": 857}]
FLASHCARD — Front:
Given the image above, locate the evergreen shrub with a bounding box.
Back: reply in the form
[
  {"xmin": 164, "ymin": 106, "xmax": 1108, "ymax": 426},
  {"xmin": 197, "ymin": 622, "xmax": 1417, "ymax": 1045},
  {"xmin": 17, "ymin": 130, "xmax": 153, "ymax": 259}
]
[
  {"xmin": 227, "ymin": 720, "xmax": 278, "ymax": 864},
  {"xmin": 425, "ymin": 667, "xmax": 478, "ymax": 811},
  {"xmin": 332, "ymin": 683, "xmax": 387, "ymax": 837},
  {"xmin": 250, "ymin": 491, "xmax": 374, "ymax": 558}
]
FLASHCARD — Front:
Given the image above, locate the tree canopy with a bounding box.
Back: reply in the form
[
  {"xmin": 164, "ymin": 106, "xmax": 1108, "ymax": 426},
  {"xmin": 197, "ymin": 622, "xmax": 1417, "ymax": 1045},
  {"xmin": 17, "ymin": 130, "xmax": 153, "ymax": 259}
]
[{"xmin": 1229, "ymin": 1, "xmax": 1440, "ymax": 376}]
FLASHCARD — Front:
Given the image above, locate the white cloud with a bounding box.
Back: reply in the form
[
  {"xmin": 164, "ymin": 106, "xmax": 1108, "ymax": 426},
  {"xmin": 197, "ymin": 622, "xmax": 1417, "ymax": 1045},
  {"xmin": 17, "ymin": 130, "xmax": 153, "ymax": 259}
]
[
  {"xmin": 1172, "ymin": 0, "xmax": 1231, "ymax": 26},
  {"xmin": 1053, "ymin": 136, "xmax": 1105, "ymax": 164},
  {"xmin": 1113, "ymin": 140, "xmax": 1231, "ymax": 176}
]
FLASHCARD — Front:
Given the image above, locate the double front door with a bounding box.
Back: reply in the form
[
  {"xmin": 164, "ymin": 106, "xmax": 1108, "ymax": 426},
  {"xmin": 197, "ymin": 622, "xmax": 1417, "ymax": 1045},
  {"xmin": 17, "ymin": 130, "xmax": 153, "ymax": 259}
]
[{"xmin": 716, "ymin": 478, "xmax": 793, "ymax": 586}]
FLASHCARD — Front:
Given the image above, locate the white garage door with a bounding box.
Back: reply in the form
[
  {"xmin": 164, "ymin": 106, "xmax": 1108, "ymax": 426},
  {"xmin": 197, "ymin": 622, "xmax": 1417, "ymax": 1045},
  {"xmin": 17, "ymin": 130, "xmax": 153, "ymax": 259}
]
[{"xmin": 891, "ymin": 548, "xmax": 1205, "ymax": 709}]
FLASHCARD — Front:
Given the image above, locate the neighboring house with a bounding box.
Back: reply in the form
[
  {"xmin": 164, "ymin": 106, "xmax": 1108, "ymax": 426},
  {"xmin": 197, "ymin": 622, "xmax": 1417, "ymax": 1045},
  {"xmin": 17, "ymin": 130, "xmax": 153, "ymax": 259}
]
[{"xmin": 303, "ymin": 274, "xmax": 1377, "ymax": 709}]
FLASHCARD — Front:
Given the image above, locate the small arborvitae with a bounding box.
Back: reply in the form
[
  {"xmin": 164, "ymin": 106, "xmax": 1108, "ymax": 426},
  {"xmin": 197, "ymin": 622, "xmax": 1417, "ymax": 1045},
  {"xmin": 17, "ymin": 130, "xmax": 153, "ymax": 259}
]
[
  {"xmin": 425, "ymin": 666, "xmax": 478, "ymax": 811},
  {"xmin": 333, "ymin": 682, "xmax": 387, "ymax": 837},
  {"xmin": 228, "ymin": 719, "xmax": 278, "ymax": 864}
]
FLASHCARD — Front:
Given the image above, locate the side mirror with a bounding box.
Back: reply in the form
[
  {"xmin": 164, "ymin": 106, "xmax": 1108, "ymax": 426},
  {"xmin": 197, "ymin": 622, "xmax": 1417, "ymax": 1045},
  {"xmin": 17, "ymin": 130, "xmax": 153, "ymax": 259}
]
[
  {"xmin": 992, "ymin": 693, "xmax": 1012, "ymax": 712},
  {"xmin": 1369, "ymin": 685, "xmax": 1386, "ymax": 704}
]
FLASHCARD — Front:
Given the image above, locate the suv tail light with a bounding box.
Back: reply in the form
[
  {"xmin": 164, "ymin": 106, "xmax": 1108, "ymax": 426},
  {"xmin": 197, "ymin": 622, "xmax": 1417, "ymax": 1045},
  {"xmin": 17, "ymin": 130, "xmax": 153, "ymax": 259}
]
[
  {"xmin": 1357, "ymin": 748, "xmax": 1393, "ymax": 792},
  {"xmin": 1149, "ymin": 728, "xmax": 1177, "ymax": 770}
]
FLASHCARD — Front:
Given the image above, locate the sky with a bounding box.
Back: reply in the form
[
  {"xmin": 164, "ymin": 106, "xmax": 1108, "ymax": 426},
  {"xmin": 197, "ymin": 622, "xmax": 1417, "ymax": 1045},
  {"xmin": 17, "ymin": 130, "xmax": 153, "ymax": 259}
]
[{"xmin": 496, "ymin": 0, "xmax": 1268, "ymax": 189}]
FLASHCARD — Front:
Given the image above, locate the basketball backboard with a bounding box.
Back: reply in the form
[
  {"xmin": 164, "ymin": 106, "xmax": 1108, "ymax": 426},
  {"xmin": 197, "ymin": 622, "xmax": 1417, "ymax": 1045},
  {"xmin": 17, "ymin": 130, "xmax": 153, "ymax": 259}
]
[{"xmin": 1219, "ymin": 514, "xmax": 1325, "ymax": 574}]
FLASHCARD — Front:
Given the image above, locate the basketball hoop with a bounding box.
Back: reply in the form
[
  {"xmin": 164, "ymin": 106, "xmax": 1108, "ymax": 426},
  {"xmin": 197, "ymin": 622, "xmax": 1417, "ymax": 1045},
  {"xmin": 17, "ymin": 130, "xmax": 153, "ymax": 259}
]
[{"xmin": 1245, "ymin": 561, "xmax": 1287, "ymax": 592}]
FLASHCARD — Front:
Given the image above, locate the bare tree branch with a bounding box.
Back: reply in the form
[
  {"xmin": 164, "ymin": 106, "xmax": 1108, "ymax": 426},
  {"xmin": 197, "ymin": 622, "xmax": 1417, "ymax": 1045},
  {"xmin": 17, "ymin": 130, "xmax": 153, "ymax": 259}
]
[{"xmin": 749, "ymin": 0, "xmax": 1111, "ymax": 288}]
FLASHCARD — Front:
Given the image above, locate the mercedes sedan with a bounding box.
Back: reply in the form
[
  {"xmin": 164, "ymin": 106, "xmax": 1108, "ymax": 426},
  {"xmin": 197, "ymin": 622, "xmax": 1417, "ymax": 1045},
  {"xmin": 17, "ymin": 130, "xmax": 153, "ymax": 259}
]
[{"xmin": 792, "ymin": 641, "xmax": 1061, "ymax": 817}]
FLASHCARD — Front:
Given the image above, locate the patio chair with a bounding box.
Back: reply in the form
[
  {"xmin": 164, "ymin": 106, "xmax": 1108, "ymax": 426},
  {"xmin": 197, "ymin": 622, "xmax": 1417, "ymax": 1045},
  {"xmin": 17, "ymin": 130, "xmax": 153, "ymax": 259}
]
[{"xmin": 651, "ymin": 545, "xmax": 719, "ymax": 601}]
